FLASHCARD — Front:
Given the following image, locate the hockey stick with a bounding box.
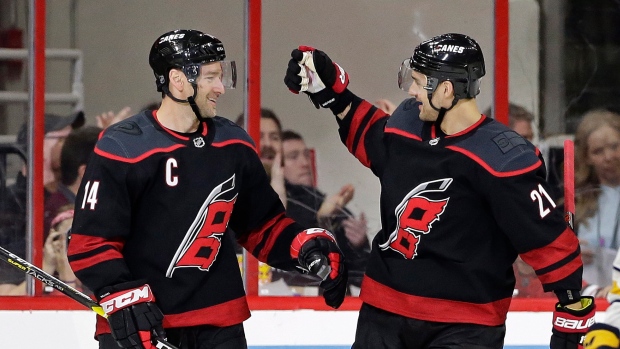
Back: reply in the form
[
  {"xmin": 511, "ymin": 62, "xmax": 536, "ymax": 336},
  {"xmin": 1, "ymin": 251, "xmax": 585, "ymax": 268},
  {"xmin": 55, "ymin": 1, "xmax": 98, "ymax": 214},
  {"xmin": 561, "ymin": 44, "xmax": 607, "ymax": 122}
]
[
  {"xmin": 0, "ymin": 245, "xmax": 178, "ymax": 349},
  {"xmin": 564, "ymin": 139, "xmax": 575, "ymax": 230}
]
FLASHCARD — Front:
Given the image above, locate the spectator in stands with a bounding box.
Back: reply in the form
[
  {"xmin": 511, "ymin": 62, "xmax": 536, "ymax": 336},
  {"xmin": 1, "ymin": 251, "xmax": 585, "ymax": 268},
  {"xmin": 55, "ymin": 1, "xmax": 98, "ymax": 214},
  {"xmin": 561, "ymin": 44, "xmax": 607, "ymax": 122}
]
[
  {"xmin": 0, "ymin": 111, "xmax": 84, "ymax": 288},
  {"xmin": 575, "ymin": 108, "xmax": 620, "ymax": 296},
  {"xmin": 42, "ymin": 207, "xmax": 85, "ymax": 294},
  {"xmin": 484, "ymin": 103, "xmax": 534, "ymax": 141},
  {"xmin": 94, "ymin": 102, "xmax": 160, "ymax": 130},
  {"xmin": 0, "ymin": 206, "xmax": 81, "ymax": 295},
  {"xmin": 95, "ymin": 107, "xmax": 132, "ymax": 129},
  {"xmin": 276, "ymin": 130, "xmax": 370, "ymax": 292},
  {"xmin": 236, "ymin": 108, "xmax": 286, "ymax": 206},
  {"xmin": 40, "ymin": 112, "xmax": 87, "ymax": 195},
  {"xmin": 44, "ymin": 126, "xmax": 102, "ymax": 236}
]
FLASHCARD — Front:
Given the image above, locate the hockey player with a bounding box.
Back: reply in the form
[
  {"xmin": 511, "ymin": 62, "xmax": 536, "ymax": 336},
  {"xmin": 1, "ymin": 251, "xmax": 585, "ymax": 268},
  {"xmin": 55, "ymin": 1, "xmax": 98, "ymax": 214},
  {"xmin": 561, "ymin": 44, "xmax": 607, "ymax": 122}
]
[
  {"xmin": 67, "ymin": 29, "xmax": 347, "ymax": 349},
  {"xmin": 584, "ymin": 249, "xmax": 620, "ymax": 348},
  {"xmin": 284, "ymin": 33, "xmax": 594, "ymax": 348}
]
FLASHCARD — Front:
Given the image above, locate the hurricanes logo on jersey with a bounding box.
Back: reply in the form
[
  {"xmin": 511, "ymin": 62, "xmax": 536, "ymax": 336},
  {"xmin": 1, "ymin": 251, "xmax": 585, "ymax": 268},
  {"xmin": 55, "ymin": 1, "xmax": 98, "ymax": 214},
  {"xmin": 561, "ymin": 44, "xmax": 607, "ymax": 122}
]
[
  {"xmin": 379, "ymin": 178, "xmax": 452, "ymax": 259},
  {"xmin": 166, "ymin": 175, "xmax": 237, "ymax": 277}
]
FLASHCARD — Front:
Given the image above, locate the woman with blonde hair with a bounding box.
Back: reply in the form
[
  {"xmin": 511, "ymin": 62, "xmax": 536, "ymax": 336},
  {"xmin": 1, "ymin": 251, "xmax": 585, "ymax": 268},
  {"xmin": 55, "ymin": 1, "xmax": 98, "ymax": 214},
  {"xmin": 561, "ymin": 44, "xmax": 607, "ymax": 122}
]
[{"xmin": 575, "ymin": 108, "xmax": 620, "ymax": 291}]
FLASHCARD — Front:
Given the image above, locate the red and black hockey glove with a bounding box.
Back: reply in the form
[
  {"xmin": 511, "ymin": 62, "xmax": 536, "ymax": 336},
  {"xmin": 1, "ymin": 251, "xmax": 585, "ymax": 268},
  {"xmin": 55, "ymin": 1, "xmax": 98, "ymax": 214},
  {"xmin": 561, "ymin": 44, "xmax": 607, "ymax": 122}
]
[
  {"xmin": 551, "ymin": 296, "xmax": 596, "ymax": 349},
  {"xmin": 291, "ymin": 228, "xmax": 348, "ymax": 308},
  {"xmin": 284, "ymin": 46, "xmax": 353, "ymax": 114},
  {"xmin": 584, "ymin": 323, "xmax": 620, "ymax": 349},
  {"xmin": 98, "ymin": 280, "xmax": 166, "ymax": 349}
]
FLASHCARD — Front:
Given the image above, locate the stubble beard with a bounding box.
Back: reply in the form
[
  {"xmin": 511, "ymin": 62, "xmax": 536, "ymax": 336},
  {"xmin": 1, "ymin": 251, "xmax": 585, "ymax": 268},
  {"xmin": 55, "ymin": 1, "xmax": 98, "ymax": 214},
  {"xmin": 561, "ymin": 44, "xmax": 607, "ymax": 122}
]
[
  {"xmin": 419, "ymin": 107, "xmax": 437, "ymax": 122},
  {"xmin": 197, "ymin": 93, "xmax": 217, "ymax": 119},
  {"xmin": 199, "ymin": 103, "xmax": 216, "ymax": 119}
]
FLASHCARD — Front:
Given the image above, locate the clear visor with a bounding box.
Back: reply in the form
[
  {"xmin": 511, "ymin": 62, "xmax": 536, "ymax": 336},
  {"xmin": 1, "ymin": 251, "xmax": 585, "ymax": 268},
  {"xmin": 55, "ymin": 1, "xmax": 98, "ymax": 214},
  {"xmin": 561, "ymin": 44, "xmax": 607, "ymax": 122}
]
[
  {"xmin": 398, "ymin": 58, "xmax": 414, "ymax": 92},
  {"xmin": 220, "ymin": 61, "xmax": 237, "ymax": 89}
]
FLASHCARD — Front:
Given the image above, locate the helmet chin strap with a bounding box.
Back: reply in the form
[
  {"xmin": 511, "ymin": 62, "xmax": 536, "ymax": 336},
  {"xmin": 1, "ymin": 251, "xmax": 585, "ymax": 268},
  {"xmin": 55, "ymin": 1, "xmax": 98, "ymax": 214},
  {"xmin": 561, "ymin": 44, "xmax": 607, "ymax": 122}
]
[
  {"xmin": 163, "ymin": 83, "xmax": 205, "ymax": 122},
  {"xmin": 428, "ymin": 90, "xmax": 459, "ymax": 133}
]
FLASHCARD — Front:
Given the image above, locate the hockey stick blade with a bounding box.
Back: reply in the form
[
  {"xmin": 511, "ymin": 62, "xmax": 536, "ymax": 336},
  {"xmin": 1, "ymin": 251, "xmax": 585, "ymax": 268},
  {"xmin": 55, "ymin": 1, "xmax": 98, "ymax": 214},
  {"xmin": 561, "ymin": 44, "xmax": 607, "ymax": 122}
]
[{"xmin": 0, "ymin": 245, "xmax": 178, "ymax": 349}]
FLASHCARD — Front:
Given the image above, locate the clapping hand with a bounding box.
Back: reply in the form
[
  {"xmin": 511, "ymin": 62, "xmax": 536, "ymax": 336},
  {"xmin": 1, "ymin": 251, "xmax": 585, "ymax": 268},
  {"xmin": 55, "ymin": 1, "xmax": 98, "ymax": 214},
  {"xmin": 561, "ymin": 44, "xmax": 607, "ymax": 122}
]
[
  {"xmin": 318, "ymin": 184, "xmax": 354, "ymax": 218},
  {"xmin": 96, "ymin": 106, "xmax": 132, "ymax": 129},
  {"xmin": 342, "ymin": 212, "xmax": 368, "ymax": 249}
]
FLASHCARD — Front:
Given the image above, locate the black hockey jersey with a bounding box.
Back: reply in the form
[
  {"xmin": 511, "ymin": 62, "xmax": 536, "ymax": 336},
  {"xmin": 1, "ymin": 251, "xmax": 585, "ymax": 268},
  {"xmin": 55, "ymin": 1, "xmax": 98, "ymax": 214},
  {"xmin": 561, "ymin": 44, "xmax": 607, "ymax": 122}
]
[
  {"xmin": 337, "ymin": 96, "xmax": 582, "ymax": 326},
  {"xmin": 68, "ymin": 110, "xmax": 305, "ymax": 332}
]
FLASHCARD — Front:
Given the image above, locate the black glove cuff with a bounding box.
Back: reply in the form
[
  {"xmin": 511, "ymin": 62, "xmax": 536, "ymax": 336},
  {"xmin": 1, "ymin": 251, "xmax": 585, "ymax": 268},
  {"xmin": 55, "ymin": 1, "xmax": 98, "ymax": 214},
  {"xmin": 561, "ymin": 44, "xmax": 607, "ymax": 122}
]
[
  {"xmin": 554, "ymin": 289, "xmax": 582, "ymax": 306},
  {"xmin": 329, "ymin": 89, "xmax": 355, "ymax": 115}
]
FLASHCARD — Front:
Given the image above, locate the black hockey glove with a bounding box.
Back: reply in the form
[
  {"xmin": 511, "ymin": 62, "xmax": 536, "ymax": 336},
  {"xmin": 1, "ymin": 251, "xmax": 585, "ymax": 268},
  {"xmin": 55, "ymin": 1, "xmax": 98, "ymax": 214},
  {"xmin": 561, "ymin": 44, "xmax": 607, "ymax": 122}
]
[
  {"xmin": 551, "ymin": 296, "xmax": 596, "ymax": 349},
  {"xmin": 584, "ymin": 323, "xmax": 620, "ymax": 349},
  {"xmin": 284, "ymin": 46, "xmax": 353, "ymax": 114},
  {"xmin": 291, "ymin": 228, "xmax": 348, "ymax": 308},
  {"xmin": 98, "ymin": 280, "xmax": 166, "ymax": 349}
]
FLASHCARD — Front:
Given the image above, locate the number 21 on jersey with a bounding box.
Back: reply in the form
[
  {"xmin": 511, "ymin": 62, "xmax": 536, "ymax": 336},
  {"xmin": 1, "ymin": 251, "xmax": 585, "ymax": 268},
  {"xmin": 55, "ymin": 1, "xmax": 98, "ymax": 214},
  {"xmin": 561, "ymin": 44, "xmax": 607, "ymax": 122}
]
[
  {"xmin": 530, "ymin": 184, "xmax": 556, "ymax": 218},
  {"xmin": 81, "ymin": 181, "xmax": 100, "ymax": 210}
]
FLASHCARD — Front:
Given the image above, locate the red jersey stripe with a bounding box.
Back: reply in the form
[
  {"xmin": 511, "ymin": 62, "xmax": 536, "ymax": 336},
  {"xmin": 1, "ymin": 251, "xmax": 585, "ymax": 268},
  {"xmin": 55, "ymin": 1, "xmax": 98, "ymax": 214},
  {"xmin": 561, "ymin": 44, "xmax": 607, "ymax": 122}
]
[
  {"xmin": 360, "ymin": 276, "xmax": 511, "ymax": 326},
  {"xmin": 212, "ymin": 139, "xmax": 257, "ymax": 153},
  {"xmin": 94, "ymin": 144, "xmax": 186, "ymax": 163},
  {"xmin": 446, "ymin": 145, "xmax": 542, "ymax": 177},
  {"xmin": 537, "ymin": 255, "xmax": 582, "ymax": 285},
  {"xmin": 94, "ymin": 296, "xmax": 251, "ymax": 335},
  {"xmin": 521, "ymin": 228, "xmax": 581, "ymax": 270},
  {"xmin": 257, "ymin": 216, "xmax": 296, "ymax": 261},
  {"xmin": 241, "ymin": 212, "xmax": 286, "ymax": 253},
  {"xmin": 384, "ymin": 127, "xmax": 423, "ymax": 141},
  {"xmin": 68, "ymin": 234, "xmax": 124, "ymax": 272}
]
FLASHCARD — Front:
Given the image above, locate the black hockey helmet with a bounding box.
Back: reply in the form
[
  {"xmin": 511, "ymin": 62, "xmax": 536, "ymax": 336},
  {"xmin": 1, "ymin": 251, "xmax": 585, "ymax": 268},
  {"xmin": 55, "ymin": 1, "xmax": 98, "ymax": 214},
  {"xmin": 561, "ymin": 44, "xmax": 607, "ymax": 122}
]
[
  {"xmin": 149, "ymin": 29, "xmax": 236, "ymax": 92},
  {"xmin": 398, "ymin": 33, "xmax": 485, "ymax": 100}
]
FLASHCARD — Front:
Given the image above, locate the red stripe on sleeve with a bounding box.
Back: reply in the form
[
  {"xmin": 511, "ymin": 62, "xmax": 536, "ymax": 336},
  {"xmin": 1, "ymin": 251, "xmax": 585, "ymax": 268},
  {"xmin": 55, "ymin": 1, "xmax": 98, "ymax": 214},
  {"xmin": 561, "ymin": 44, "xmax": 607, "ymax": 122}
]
[
  {"xmin": 346, "ymin": 102, "xmax": 372, "ymax": 153},
  {"xmin": 241, "ymin": 212, "xmax": 295, "ymax": 261},
  {"xmin": 520, "ymin": 228, "xmax": 582, "ymax": 284},
  {"xmin": 353, "ymin": 108, "xmax": 388, "ymax": 168},
  {"xmin": 68, "ymin": 234, "xmax": 124, "ymax": 255},
  {"xmin": 537, "ymin": 255, "xmax": 582, "ymax": 285},
  {"xmin": 257, "ymin": 216, "xmax": 295, "ymax": 262},
  {"xmin": 68, "ymin": 234, "xmax": 124, "ymax": 272},
  {"xmin": 346, "ymin": 101, "xmax": 389, "ymax": 168},
  {"xmin": 521, "ymin": 228, "xmax": 580, "ymax": 268},
  {"xmin": 69, "ymin": 248, "xmax": 124, "ymax": 272},
  {"xmin": 242, "ymin": 213, "xmax": 284, "ymax": 251}
]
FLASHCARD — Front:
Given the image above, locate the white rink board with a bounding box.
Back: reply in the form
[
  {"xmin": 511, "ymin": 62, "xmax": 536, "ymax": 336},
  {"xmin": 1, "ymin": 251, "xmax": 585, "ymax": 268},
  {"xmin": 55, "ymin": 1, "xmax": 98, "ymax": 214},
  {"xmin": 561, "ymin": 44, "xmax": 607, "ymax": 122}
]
[{"xmin": 0, "ymin": 310, "xmax": 605, "ymax": 348}]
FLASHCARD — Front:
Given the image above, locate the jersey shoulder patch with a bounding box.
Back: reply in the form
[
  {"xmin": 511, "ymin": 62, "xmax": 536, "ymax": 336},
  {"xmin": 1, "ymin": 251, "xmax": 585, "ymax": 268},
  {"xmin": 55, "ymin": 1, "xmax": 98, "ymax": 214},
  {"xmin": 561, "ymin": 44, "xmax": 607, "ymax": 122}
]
[
  {"xmin": 385, "ymin": 98, "xmax": 424, "ymax": 139},
  {"xmin": 211, "ymin": 116, "xmax": 257, "ymax": 150},
  {"xmin": 95, "ymin": 111, "xmax": 180, "ymax": 162},
  {"xmin": 452, "ymin": 119, "xmax": 541, "ymax": 176}
]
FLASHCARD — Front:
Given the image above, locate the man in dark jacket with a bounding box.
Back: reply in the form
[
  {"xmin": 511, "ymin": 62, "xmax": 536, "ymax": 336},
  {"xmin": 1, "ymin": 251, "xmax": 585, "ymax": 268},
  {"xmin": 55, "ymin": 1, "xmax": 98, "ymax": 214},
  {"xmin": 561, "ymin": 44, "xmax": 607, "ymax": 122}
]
[{"xmin": 275, "ymin": 130, "xmax": 370, "ymax": 290}]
